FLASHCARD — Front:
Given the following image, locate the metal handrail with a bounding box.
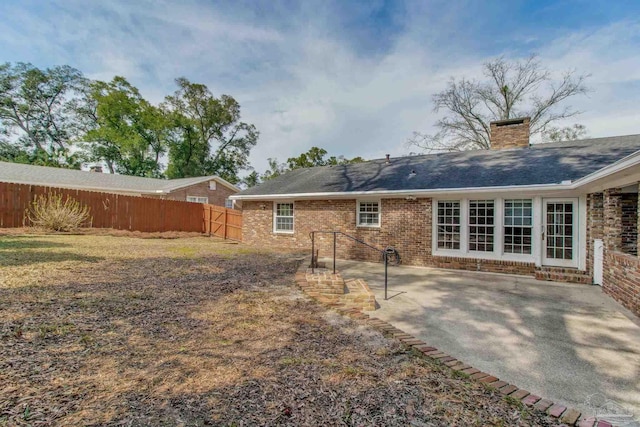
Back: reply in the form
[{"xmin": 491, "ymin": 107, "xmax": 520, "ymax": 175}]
[{"xmin": 309, "ymin": 230, "xmax": 393, "ymax": 300}]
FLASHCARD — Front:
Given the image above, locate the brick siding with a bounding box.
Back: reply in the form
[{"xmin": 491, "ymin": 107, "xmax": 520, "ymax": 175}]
[
  {"xmin": 599, "ymin": 188, "xmax": 640, "ymax": 317},
  {"xmin": 243, "ymin": 198, "xmax": 535, "ymax": 276},
  {"xmin": 603, "ymin": 250, "xmax": 640, "ymax": 317},
  {"xmin": 621, "ymin": 193, "xmax": 638, "ymax": 256},
  {"xmin": 150, "ymin": 181, "xmax": 239, "ymax": 209}
]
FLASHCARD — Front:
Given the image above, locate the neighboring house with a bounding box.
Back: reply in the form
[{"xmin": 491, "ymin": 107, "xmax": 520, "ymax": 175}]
[
  {"xmin": 0, "ymin": 161, "xmax": 241, "ymax": 209},
  {"xmin": 231, "ymin": 117, "xmax": 640, "ymax": 317}
]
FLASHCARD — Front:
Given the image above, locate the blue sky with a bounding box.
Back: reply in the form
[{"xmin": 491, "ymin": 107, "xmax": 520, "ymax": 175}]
[{"xmin": 2, "ymin": 0, "xmax": 640, "ymax": 174}]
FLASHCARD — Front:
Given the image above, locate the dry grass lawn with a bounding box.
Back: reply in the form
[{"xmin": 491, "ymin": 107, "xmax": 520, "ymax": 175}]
[{"xmin": 0, "ymin": 231, "xmax": 559, "ymax": 426}]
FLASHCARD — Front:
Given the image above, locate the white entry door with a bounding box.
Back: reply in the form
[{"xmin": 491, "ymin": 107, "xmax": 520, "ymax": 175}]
[{"xmin": 543, "ymin": 199, "xmax": 578, "ymax": 268}]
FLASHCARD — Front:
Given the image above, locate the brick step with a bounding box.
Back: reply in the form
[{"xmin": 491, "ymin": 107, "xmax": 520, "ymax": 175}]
[{"xmin": 534, "ymin": 267, "xmax": 591, "ymax": 284}]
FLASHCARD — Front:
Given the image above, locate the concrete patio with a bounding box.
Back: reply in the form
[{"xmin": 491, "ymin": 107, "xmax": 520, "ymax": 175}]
[{"xmin": 333, "ymin": 259, "xmax": 640, "ymax": 424}]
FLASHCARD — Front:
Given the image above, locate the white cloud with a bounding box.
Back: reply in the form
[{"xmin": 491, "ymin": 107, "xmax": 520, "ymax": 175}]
[{"xmin": 1, "ymin": 1, "xmax": 638, "ymax": 174}]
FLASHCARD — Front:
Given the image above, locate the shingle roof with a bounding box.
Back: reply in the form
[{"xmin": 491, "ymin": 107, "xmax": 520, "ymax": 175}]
[
  {"xmin": 237, "ymin": 135, "xmax": 640, "ymax": 197},
  {"xmin": 0, "ymin": 161, "xmax": 239, "ymax": 193}
]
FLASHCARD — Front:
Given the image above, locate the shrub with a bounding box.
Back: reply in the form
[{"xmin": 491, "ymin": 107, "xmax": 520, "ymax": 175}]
[{"xmin": 26, "ymin": 193, "xmax": 91, "ymax": 232}]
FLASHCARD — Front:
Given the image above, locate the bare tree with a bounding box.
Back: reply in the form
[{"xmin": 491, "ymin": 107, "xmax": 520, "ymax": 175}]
[{"xmin": 409, "ymin": 55, "xmax": 590, "ymax": 151}]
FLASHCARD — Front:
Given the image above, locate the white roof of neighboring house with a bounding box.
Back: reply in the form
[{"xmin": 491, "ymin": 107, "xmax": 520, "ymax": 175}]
[{"xmin": 0, "ymin": 161, "xmax": 240, "ymax": 194}]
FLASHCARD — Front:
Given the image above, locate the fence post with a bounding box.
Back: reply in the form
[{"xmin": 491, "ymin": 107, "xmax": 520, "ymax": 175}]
[
  {"xmin": 311, "ymin": 232, "xmax": 315, "ymax": 274},
  {"xmin": 384, "ymin": 251, "xmax": 388, "ymax": 301},
  {"xmin": 333, "ymin": 232, "xmax": 336, "ymax": 274},
  {"xmin": 223, "ymin": 208, "xmax": 228, "ymax": 240}
]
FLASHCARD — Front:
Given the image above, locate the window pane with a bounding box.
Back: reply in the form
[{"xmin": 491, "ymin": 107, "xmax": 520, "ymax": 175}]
[
  {"xmin": 275, "ymin": 203, "xmax": 294, "ymax": 231},
  {"xmin": 469, "ymin": 200, "xmax": 494, "ymax": 252},
  {"xmin": 437, "ymin": 201, "xmax": 461, "ymax": 250},
  {"xmin": 503, "ymin": 199, "xmax": 532, "ymax": 254},
  {"xmin": 358, "ymin": 201, "xmax": 380, "ymax": 226},
  {"xmin": 276, "ymin": 217, "xmax": 293, "ymax": 231}
]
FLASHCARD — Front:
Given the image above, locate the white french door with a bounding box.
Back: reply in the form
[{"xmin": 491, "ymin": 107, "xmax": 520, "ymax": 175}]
[{"xmin": 542, "ymin": 199, "xmax": 578, "ymax": 268}]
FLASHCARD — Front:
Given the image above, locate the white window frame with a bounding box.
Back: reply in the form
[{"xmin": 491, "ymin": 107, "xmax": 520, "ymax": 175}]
[
  {"xmin": 186, "ymin": 195, "xmax": 208, "ymax": 203},
  {"xmin": 503, "ymin": 199, "xmax": 534, "ymax": 256},
  {"xmin": 356, "ymin": 200, "xmax": 381, "ymax": 228},
  {"xmin": 432, "ymin": 196, "xmax": 541, "ymax": 264},
  {"xmin": 225, "ymin": 198, "xmax": 234, "ymax": 209},
  {"xmin": 273, "ymin": 201, "xmax": 295, "ymax": 234},
  {"xmin": 468, "ymin": 199, "xmax": 496, "ymax": 253},
  {"xmin": 542, "ymin": 197, "xmax": 579, "ymax": 268},
  {"xmin": 209, "ymin": 181, "xmax": 217, "ymax": 190},
  {"xmin": 436, "ymin": 200, "xmax": 462, "ymax": 250}
]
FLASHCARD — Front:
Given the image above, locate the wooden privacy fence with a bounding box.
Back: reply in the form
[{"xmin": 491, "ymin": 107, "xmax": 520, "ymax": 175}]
[
  {"xmin": 0, "ymin": 181, "xmax": 242, "ymax": 240},
  {"xmin": 203, "ymin": 204, "xmax": 242, "ymax": 241}
]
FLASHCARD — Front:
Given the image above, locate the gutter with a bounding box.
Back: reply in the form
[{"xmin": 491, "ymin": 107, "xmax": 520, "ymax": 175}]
[{"xmin": 229, "ymin": 183, "xmax": 576, "ymax": 201}]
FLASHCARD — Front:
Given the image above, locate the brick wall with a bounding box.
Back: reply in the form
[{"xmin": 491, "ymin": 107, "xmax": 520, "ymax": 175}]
[
  {"xmin": 243, "ymin": 198, "xmax": 535, "ymax": 276},
  {"xmin": 161, "ymin": 181, "xmax": 239, "ymax": 209},
  {"xmin": 489, "ymin": 117, "xmax": 530, "ymax": 150},
  {"xmin": 603, "ymin": 250, "xmax": 640, "ymax": 317},
  {"xmin": 621, "ymin": 193, "xmax": 638, "ymax": 255},
  {"xmin": 603, "ymin": 188, "xmax": 623, "ymax": 252}
]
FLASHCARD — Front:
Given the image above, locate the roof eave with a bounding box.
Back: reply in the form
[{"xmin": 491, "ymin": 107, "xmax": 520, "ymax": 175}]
[
  {"xmin": 0, "ymin": 178, "xmax": 169, "ymax": 195},
  {"xmin": 162, "ymin": 176, "xmax": 240, "ymax": 192},
  {"xmin": 229, "ymin": 183, "xmax": 575, "ymax": 201}
]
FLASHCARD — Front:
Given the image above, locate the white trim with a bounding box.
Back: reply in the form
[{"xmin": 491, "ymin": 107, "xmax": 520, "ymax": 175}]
[
  {"xmin": 533, "ymin": 196, "xmax": 543, "ymax": 267},
  {"xmin": 541, "ymin": 198, "xmax": 579, "ymax": 268},
  {"xmin": 186, "ymin": 195, "xmax": 208, "ymax": 203},
  {"xmin": 578, "ymin": 195, "xmax": 587, "ymax": 271},
  {"xmin": 570, "ymin": 150, "xmax": 640, "ymax": 188},
  {"xmin": 273, "ymin": 201, "xmax": 295, "ymax": 234},
  {"xmin": 230, "ymin": 183, "xmax": 571, "ymax": 201},
  {"xmin": 164, "ymin": 176, "xmax": 240, "ymax": 193},
  {"xmin": 433, "ymin": 197, "xmax": 539, "ymax": 264},
  {"xmin": 356, "ymin": 199, "xmax": 381, "ymax": 228}
]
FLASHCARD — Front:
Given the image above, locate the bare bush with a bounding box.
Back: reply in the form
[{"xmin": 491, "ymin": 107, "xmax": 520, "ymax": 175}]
[{"xmin": 26, "ymin": 193, "xmax": 91, "ymax": 232}]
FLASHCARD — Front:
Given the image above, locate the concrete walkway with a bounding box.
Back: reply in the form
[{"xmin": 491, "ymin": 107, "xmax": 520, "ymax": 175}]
[{"xmin": 333, "ymin": 259, "xmax": 640, "ymax": 423}]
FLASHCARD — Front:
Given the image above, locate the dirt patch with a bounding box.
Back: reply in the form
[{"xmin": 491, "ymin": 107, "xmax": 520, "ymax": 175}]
[{"xmin": 0, "ymin": 234, "xmax": 558, "ymax": 426}]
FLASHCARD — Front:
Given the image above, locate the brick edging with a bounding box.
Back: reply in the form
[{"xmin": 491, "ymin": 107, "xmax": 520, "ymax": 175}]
[{"xmin": 292, "ymin": 259, "xmax": 615, "ymax": 427}]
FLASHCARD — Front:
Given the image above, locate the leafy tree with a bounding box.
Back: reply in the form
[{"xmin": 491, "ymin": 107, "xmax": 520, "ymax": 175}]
[
  {"xmin": 409, "ymin": 55, "xmax": 590, "ymax": 152},
  {"xmin": 260, "ymin": 158, "xmax": 289, "ymax": 181},
  {"xmin": 0, "ymin": 62, "xmax": 87, "ymax": 167},
  {"xmin": 259, "ymin": 147, "xmax": 365, "ymax": 182},
  {"xmin": 163, "ymin": 78, "xmax": 258, "ymax": 183},
  {"xmin": 81, "ymin": 77, "xmax": 169, "ymax": 177},
  {"xmin": 240, "ymin": 170, "xmax": 260, "ymax": 188},
  {"xmin": 286, "ymin": 146, "xmax": 364, "ymax": 169}
]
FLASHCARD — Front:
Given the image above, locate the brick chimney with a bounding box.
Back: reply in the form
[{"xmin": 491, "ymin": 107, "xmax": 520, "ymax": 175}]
[{"xmin": 489, "ymin": 117, "xmax": 530, "ymax": 150}]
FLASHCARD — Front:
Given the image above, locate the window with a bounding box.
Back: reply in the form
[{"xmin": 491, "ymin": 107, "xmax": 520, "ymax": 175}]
[
  {"xmin": 468, "ymin": 200, "xmax": 494, "ymax": 252},
  {"xmin": 504, "ymin": 199, "xmax": 533, "ymax": 254},
  {"xmin": 186, "ymin": 196, "xmax": 208, "ymax": 203},
  {"xmin": 274, "ymin": 202, "xmax": 294, "ymax": 232},
  {"xmin": 225, "ymin": 198, "xmax": 234, "ymax": 209},
  {"xmin": 357, "ymin": 201, "xmax": 380, "ymax": 227},
  {"xmin": 209, "ymin": 181, "xmax": 217, "ymax": 190},
  {"xmin": 437, "ymin": 201, "xmax": 461, "ymax": 249}
]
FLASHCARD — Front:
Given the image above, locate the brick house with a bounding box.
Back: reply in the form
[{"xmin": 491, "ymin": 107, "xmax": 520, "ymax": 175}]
[
  {"xmin": 231, "ymin": 117, "xmax": 640, "ymax": 317},
  {"xmin": 0, "ymin": 161, "xmax": 240, "ymax": 209}
]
